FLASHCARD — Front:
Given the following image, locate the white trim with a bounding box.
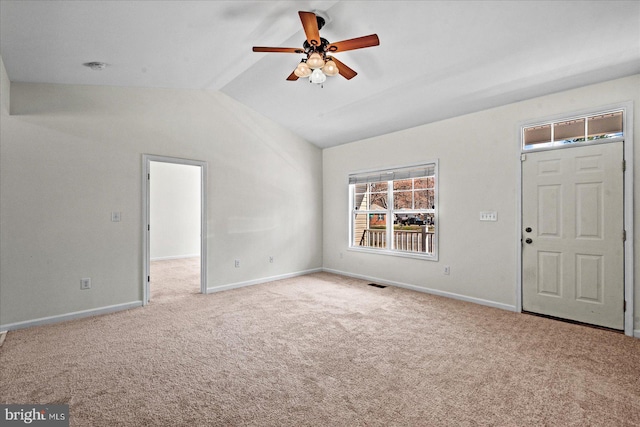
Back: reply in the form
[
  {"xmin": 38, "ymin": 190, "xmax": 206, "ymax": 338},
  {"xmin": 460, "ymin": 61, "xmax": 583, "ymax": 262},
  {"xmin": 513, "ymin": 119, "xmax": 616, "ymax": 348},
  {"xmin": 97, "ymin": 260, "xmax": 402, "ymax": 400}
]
[
  {"xmin": 522, "ymin": 136, "xmax": 625, "ymax": 154},
  {"xmin": 323, "ymin": 268, "xmax": 517, "ymax": 312},
  {"xmin": 622, "ymin": 102, "xmax": 635, "ymax": 337},
  {"xmin": 517, "ymin": 101, "xmax": 634, "ymax": 336},
  {"xmin": 347, "ymin": 247, "xmax": 438, "ymax": 261},
  {"xmin": 347, "ymin": 159, "xmax": 441, "ymax": 177},
  {"xmin": 150, "ymin": 254, "xmax": 200, "ymax": 262},
  {"xmin": 142, "ymin": 154, "xmax": 208, "ymax": 305},
  {"xmin": 0, "ymin": 301, "xmax": 142, "ymax": 332},
  {"xmin": 206, "ymin": 268, "xmax": 323, "ymax": 294},
  {"xmin": 515, "ymin": 131, "xmax": 523, "ymax": 314}
]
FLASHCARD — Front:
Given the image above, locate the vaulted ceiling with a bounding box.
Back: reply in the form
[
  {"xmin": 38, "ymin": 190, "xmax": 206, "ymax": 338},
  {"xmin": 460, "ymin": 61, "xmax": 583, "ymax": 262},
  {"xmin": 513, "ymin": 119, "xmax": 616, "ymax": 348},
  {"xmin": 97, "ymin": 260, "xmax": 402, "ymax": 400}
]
[{"xmin": 1, "ymin": 1, "xmax": 639, "ymax": 148}]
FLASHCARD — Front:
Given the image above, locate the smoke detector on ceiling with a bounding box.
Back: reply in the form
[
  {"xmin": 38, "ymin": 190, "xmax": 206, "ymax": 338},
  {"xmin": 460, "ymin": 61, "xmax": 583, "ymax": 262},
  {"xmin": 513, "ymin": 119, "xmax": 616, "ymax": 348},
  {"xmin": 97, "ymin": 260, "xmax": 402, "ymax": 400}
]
[{"xmin": 83, "ymin": 62, "xmax": 107, "ymax": 71}]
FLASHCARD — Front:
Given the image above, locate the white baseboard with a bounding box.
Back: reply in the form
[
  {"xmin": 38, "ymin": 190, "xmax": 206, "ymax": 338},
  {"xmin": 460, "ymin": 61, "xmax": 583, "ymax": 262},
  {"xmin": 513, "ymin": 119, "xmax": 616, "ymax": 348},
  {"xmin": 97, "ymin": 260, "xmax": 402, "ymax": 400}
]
[
  {"xmin": 323, "ymin": 268, "xmax": 518, "ymax": 312},
  {"xmin": 1, "ymin": 273, "xmax": 634, "ymax": 340},
  {"xmin": 150, "ymin": 254, "xmax": 200, "ymax": 261},
  {"xmin": 207, "ymin": 268, "xmax": 323, "ymax": 294},
  {"xmin": 0, "ymin": 301, "xmax": 143, "ymax": 332}
]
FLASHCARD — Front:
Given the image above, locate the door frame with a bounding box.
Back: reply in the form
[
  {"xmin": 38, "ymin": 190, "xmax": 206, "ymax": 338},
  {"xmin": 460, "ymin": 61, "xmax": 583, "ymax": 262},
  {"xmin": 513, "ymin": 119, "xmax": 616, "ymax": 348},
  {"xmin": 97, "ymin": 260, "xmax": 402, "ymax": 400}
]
[
  {"xmin": 516, "ymin": 102, "xmax": 634, "ymax": 336},
  {"xmin": 142, "ymin": 154, "xmax": 208, "ymax": 305}
]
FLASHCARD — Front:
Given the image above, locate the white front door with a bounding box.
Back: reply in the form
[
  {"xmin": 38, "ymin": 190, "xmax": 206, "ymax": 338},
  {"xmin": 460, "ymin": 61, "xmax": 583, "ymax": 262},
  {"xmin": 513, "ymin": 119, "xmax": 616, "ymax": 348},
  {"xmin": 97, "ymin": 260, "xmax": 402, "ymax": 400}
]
[{"xmin": 522, "ymin": 142, "xmax": 624, "ymax": 330}]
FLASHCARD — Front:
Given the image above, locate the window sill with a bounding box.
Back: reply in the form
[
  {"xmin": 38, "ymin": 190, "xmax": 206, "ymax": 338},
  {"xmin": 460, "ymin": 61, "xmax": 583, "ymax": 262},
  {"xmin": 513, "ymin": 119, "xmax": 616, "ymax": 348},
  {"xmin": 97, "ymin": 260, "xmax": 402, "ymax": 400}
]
[{"xmin": 348, "ymin": 246, "xmax": 438, "ymax": 261}]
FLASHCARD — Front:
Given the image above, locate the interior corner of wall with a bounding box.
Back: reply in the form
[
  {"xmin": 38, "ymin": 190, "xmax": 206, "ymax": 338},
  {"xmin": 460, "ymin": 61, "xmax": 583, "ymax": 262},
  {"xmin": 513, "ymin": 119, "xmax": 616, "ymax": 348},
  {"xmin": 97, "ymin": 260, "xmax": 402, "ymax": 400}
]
[{"xmin": 0, "ymin": 55, "xmax": 10, "ymax": 115}]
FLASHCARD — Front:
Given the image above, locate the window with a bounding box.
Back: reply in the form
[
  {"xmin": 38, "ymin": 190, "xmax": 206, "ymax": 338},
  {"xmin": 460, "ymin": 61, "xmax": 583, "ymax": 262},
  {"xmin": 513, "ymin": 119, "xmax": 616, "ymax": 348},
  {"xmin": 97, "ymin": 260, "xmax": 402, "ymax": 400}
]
[
  {"xmin": 523, "ymin": 110, "xmax": 623, "ymax": 151},
  {"xmin": 349, "ymin": 162, "xmax": 438, "ymax": 259}
]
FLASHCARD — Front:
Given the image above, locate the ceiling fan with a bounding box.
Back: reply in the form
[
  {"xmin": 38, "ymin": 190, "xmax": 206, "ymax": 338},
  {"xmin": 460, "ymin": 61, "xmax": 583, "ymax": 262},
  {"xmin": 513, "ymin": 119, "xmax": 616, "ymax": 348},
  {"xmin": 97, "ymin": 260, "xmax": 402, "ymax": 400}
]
[{"xmin": 252, "ymin": 11, "xmax": 380, "ymax": 84}]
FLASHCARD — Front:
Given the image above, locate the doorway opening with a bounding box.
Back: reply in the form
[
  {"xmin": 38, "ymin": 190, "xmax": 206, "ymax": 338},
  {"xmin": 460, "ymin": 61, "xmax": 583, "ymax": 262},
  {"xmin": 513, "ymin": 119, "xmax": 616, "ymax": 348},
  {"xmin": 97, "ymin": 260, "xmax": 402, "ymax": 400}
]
[
  {"xmin": 142, "ymin": 155, "xmax": 207, "ymax": 304},
  {"xmin": 517, "ymin": 103, "xmax": 634, "ymax": 337}
]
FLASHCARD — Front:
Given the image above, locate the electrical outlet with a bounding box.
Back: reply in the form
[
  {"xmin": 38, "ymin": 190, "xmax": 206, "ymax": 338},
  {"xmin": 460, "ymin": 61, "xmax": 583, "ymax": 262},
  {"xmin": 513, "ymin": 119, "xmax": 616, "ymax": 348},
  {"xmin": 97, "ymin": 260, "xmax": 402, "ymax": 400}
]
[
  {"xmin": 443, "ymin": 266, "xmax": 450, "ymax": 275},
  {"xmin": 111, "ymin": 211, "xmax": 121, "ymax": 222},
  {"xmin": 80, "ymin": 278, "xmax": 91, "ymax": 290},
  {"xmin": 269, "ymin": 256, "xmax": 274, "ymax": 263},
  {"xmin": 234, "ymin": 260, "xmax": 240, "ymax": 268}
]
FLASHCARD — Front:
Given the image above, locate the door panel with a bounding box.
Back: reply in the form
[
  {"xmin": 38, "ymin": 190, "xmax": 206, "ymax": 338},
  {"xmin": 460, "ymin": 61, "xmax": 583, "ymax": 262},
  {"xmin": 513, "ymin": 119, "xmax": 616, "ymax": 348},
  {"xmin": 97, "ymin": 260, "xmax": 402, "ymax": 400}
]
[
  {"xmin": 537, "ymin": 251, "xmax": 562, "ymax": 297},
  {"xmin": 522, "ymin": 142, "xmax": 624, "ymax": 330},
  {"xmin": 538, "ymin": 185, "xmax": 561, "ymax": 237}
]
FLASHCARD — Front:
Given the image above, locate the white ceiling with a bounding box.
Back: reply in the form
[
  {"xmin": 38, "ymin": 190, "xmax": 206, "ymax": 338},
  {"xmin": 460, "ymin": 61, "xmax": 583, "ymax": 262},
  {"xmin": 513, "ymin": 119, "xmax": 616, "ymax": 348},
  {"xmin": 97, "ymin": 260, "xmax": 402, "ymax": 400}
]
[{"xmin": 1, "ymin": 1, "xmax": 639, "ymax": 148}]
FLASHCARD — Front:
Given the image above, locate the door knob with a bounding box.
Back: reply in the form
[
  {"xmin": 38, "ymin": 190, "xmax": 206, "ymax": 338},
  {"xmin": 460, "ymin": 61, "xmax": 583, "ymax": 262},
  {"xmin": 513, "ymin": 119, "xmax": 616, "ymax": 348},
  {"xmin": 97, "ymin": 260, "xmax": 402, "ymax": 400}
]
[
  {"xmin": 525, "ymin": 227, "xmax": 532, "ymax": 233},
  {"xmin": 525, "ymin": 238, "xmax": 533, "ymax": 244}
]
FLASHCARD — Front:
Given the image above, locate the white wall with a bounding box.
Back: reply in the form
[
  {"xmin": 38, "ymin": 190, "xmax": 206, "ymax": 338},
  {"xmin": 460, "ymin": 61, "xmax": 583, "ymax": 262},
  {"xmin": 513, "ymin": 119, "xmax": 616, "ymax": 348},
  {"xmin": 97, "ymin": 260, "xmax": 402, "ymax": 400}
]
[
  {"xmin": 323, "ymin": 75, "xmax": 640, "ymax": 333},
  {"xmin": 2, "ymin": 52, "xmax": 638, "ymax": 336},
  {"xmin": 0, "ymin": 69, "xmax": 323, "ymax": 328},
  {"xmin": 150, "ymin": 162, "xmax": 201, "ymax": 260}
]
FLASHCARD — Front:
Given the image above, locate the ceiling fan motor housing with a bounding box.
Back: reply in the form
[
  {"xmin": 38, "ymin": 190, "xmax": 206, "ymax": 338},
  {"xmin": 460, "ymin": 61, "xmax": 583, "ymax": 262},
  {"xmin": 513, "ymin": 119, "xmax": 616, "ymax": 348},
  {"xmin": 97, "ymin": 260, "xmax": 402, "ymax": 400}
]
[{"xmin": 303, "ymin": 38, "xmax": 333, "ymax": 58}]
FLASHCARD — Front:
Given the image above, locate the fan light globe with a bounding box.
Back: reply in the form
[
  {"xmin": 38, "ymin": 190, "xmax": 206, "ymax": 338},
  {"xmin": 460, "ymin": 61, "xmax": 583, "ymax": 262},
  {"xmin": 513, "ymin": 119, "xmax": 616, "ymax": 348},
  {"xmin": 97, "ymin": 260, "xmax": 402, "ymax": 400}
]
[
  {"xmin": 307, "ymin": 52, "xmax": 325, "ymax": 69},
  {"xmin": 294, "ymin": 61, "xmax": 311, "ymax": 78},
  {"xmin": 310, "ymin": 68, "xmax": 327, "ymax": 84},
  {"xmin": 323, "ymin": 60, "xmax": 339, "ymax": 76}
]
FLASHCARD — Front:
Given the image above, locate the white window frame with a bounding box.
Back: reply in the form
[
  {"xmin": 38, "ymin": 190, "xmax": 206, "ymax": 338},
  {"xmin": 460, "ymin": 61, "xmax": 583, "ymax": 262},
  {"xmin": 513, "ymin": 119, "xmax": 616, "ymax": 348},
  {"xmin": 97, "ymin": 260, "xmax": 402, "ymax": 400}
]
[{"xmin": 348, "ymin": 161, "xmax": 439, "ymax": 261}]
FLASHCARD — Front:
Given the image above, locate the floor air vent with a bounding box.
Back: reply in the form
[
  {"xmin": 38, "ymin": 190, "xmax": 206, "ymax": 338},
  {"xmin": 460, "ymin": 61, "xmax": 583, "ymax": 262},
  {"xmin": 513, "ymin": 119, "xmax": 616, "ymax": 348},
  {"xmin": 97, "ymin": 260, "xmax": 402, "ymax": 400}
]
[{"xmin": 368, "ymin": 283, "xmax": 387, "ymax": 289}]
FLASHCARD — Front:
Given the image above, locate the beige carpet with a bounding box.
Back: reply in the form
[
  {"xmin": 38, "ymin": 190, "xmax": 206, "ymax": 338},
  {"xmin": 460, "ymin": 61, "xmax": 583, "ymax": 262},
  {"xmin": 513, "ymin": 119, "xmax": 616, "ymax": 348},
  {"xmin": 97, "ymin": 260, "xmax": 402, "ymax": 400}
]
[
  {"xmin": 1, "ymin": 259, "xmax": 639, "ymax": 426},
  {"xmin": 150, "ymin": 256, "xmax": 202, "ymax": 300}
]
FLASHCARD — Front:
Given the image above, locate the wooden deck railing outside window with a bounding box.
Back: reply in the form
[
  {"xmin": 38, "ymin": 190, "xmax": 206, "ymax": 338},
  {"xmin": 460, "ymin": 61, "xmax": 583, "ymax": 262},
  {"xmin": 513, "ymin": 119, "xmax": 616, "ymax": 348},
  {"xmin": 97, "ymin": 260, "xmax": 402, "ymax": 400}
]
[{"xmin": 359, "ymin": 227, "xmax": 434, "ymax": 253}]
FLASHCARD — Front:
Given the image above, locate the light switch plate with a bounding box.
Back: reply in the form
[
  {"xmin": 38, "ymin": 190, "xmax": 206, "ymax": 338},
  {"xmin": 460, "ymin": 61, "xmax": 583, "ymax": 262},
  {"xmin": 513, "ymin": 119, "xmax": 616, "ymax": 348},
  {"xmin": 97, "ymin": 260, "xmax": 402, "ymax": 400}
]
[
  {"xmin": 111, "ymin": 211, "xmax": 121, "ymax": 222},
  {"xmin": 479, "ymin": 211, "xmax": 498, "ymax": 221}
]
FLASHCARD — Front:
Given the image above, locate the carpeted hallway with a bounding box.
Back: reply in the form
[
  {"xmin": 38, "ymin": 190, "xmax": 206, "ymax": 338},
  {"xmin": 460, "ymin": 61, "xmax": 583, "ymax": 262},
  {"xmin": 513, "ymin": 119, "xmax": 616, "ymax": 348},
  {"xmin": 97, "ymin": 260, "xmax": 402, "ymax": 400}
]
[
  {"xmin": 1, "ymin": 260, "xmax": 639, "ymax": 426},
  {"xmin": 150, "ymin": 256, "xmax": 202, "ymax": 300}
]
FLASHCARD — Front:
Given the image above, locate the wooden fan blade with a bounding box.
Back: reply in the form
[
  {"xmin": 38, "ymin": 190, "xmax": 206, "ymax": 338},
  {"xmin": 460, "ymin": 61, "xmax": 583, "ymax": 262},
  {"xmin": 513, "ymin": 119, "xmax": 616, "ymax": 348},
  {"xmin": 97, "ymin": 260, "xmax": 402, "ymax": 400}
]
[
  {"xmin": 286, "ymin": 70, "xmax": 299, "ymax": 81},
  {"xmin": 327, "ymin": 34, "xmax": 380, "ymax": 53},
  {"xmin": 298, "ymin": 11, "xmax": 321, "ymax": 47},
  {"xmin": 253, "ymin": 46, "xmax": 305, "ymax": 54},
  {"xmin": 329, "ymin": 56, "xmax": 357, "ymax": 80}
]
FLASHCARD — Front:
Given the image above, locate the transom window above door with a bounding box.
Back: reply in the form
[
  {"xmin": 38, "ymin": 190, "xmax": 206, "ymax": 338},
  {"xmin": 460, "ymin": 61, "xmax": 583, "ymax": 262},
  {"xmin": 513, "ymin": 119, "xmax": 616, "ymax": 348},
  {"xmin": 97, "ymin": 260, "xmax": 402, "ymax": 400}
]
[{"xmin": 523, "ymin": 110, "xmax": 623, "ymax": 151}]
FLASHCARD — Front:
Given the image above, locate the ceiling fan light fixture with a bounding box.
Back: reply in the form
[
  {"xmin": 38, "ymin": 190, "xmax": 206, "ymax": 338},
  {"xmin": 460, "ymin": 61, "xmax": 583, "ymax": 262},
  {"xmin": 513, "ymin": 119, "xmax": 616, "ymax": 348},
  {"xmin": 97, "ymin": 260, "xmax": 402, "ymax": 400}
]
[
  {"xmin": 307, "ymin": 52, "xmax": 325, "ymax": 69},
  {"xmin": 294, "ymin": 60, "xmax": 312, "ymax": 77},
  {"xmin": 252, "ymin": 11, "xmax": 380, "ymax": 84},
  {"xmin": 310, "ymin": 68, "xmax": 326, "ymax": 84},
  {"xmin": 323, "ymin": 59, "xmax": 339, "ymax": 76}
]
